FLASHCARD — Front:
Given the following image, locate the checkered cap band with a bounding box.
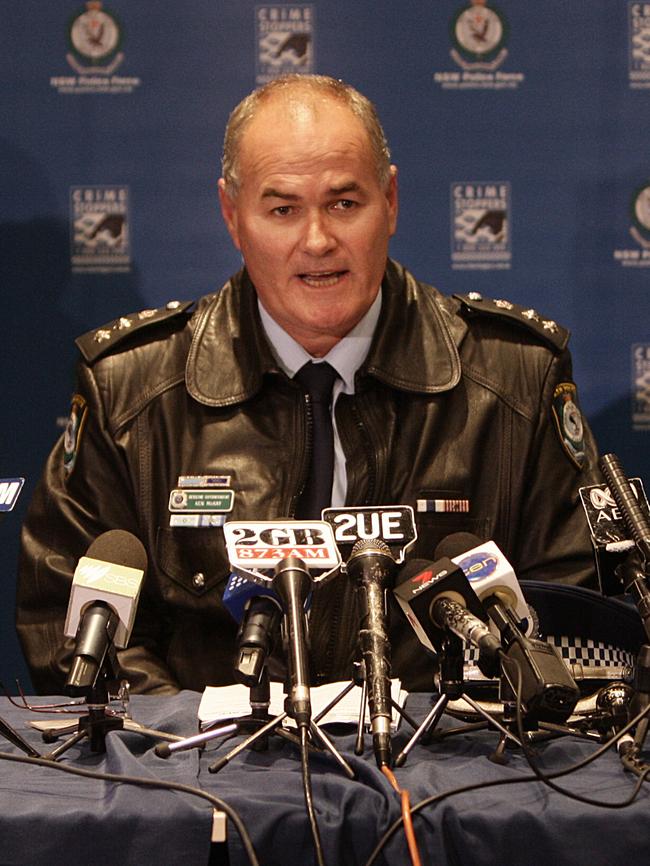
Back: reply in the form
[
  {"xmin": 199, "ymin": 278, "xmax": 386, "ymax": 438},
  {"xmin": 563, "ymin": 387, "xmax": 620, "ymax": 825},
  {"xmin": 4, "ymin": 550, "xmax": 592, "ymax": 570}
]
[{"xmin": 464, "ymin": 634, "xmax": 635, "ymax": 678}]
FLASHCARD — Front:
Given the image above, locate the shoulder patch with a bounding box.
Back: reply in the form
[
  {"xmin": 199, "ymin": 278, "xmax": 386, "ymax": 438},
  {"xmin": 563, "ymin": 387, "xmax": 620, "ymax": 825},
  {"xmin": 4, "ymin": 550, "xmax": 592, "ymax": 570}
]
[
  {"xmin": 454, "ymin": 292, "xmax": 569, "ymax": 353},
  {"xmin": 551, "ymin": 381, "xmax": 586, "ymax": 469},
  {"xmin": 75, "ymin": 300, "xmax": 193, "ymax": 364},
  {"xmin": 63, "ymin": 393, "xmax": 88, "ymax": 476}
]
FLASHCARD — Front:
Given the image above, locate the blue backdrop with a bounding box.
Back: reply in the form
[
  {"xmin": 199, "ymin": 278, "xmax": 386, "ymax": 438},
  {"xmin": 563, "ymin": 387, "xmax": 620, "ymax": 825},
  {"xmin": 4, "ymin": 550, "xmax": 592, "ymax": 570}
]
[{"xmin": 2, "ymin": 1, "xmax": 649, "ymax": 690}]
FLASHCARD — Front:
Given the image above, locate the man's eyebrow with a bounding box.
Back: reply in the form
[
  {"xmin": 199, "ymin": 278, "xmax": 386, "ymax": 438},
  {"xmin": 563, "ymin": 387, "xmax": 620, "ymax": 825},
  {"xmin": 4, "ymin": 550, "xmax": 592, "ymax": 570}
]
[
  {"xmin": 261, "ymin": 187, "xmax": 300, "ymax": 200},
  {"xmin": 260, "ymin": 181, "xmax": 363, "ymax": 200},
  {"xmin": 329, "ymin": 182, "xmax": 361, "ymax": 195}
]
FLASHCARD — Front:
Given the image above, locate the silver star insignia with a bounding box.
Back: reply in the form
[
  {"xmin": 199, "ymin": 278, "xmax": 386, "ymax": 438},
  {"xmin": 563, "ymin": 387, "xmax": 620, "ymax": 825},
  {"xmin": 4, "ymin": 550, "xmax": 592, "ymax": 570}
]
[
  {"xmin": 138, "ymin": 309, "xmax": 156, "ymax": 320},
  {"xmin": 468, "ymin": 292, "xmax": 483, "ymax": 301},
  {"xmin": 522, "ymin": 309, "xmax": 540, "ymax": 322},
  {"xmin": 94, "ymin": 329, "xmax": 112, "ymax": 343},
  {"xmin": 117, "ymin": 317, "xmax": 132, "ymax": 330},
  {"xmin": 495, "ymin": 299, "xmax": 514, "ymax": 310},
  {"xmin": 542, "ymin": 320, "xmax": 558, "ymax": 333}
]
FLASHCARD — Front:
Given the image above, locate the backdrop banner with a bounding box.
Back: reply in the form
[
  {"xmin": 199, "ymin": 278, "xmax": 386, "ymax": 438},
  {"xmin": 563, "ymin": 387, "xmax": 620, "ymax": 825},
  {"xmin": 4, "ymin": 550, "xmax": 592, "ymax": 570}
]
[{"xmin": 2, "ymin": 1, "xmax": 648, "ymax": 689}]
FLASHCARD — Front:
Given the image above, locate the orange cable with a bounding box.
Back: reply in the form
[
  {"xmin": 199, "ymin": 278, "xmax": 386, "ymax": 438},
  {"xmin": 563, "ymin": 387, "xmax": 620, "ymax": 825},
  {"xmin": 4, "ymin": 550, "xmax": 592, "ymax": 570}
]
[{"xmin": 381, "ymin": 765, "xmax": 423, "ymax": 866}]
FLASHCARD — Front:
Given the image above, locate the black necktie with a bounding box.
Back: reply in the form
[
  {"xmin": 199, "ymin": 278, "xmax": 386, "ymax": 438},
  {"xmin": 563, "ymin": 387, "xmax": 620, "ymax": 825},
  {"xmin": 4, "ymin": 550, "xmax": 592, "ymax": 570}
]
[{"xmin": 294, "ymin": 361, "xmax": 338, "ymax": 520}]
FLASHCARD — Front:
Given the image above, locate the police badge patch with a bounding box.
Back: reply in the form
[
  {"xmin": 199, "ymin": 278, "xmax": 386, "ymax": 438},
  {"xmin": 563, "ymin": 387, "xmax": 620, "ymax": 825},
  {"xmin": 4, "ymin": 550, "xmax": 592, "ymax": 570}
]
[
  {"xmin": 63, "ymin": 394, "xmax": 88, "ymax": 475},
  {"xmin": 551, "ymin": 382, "xmax": 586, "ymax": 469}
]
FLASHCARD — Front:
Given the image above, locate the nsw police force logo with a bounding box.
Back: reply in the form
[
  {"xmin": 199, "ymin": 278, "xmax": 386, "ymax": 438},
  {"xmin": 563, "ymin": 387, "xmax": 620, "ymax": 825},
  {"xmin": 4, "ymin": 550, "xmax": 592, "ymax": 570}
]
[
  {"xmin": 614, "ymin": 180, "xmax": 650, "ymax": 266},
  {"xmin": 450, "ymin": 0, "xmax": 508, "ymax": 70},
  {"xmin": 256, "ymin": 5, "xmax": 315, "ymax": 84},
  {"xmin": 630, "ymin": 181, "xmax": 650, "ymax": 247},
  {"xmin": 67, "ymin": 1, "xmax": 123, "ymax": 74},
  {"xmin": 451, "ymin": 181, "xmax": 511, "ymax": 270},
  {"xmin": 70, "ymin": 185, "xmax": 131, "ymax": 273}
]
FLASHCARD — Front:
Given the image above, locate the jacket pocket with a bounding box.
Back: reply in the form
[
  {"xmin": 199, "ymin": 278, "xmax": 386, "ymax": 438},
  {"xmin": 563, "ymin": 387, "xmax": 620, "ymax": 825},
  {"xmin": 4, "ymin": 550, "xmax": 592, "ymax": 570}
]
[{"xmin": 156, "ymin": 526, "xmax": 230, "ymax": 599}]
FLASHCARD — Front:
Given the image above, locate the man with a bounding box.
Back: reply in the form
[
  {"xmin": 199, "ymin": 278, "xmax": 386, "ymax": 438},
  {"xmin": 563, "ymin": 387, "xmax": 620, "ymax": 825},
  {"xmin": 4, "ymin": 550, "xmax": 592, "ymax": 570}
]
[{"xmin": 17, "ymin": 75, "xmax": 602, "ymax": 695}]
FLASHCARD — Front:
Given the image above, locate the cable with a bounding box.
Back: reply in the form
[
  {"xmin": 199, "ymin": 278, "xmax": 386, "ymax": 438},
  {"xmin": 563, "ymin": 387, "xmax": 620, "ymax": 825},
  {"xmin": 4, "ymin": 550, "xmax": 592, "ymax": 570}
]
[
  {"xmin": 363, "ymin": 690, "xmax": 650, "ymax": 866},
  {"xmin": 508, "ymin": 652, "xmax": 650, "ymax": 806},
  {"xmin": 0, "ymin": 750, "xmax": 260, "ymax": 866},
  {"xmin": 299, "ymin": 724, "xmax": 326, "ymax": 866},
  {"xmin": 381, "ymin": 765, "xmax": 423, "ymax": 866}
]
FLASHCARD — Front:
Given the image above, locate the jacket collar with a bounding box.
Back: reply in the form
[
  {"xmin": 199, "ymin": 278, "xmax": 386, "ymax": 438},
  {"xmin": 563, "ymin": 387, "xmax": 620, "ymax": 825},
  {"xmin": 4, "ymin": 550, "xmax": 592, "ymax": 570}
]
[{"xmin": 186, "ymin": 260, "xmax": 463, "ymax": 406}]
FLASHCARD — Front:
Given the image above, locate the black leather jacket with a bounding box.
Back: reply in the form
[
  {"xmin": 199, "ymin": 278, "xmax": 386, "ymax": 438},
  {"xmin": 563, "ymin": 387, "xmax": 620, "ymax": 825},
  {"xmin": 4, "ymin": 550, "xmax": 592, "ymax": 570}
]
[{"xmin": 17, "ymin": 260, "xmax": 602, "ymax": 694}]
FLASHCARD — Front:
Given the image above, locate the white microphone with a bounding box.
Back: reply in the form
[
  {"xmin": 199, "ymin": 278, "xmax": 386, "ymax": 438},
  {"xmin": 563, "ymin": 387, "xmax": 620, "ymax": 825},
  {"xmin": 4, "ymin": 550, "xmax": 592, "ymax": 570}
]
[
  {"xmin": 436, "ymin": 533, "xmax": 534, "ymax": 635},
  {"xmin": 64, "ymin": 530, "xmax": 146, "ymax": 695}
]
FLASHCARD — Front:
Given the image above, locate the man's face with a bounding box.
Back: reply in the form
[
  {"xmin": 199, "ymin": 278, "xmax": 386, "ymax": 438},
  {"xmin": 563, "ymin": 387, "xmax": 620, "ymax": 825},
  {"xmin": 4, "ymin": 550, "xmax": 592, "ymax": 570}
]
[{"xmin": 219, "ymin": 93, "xmax": 398, "ymax": 357}]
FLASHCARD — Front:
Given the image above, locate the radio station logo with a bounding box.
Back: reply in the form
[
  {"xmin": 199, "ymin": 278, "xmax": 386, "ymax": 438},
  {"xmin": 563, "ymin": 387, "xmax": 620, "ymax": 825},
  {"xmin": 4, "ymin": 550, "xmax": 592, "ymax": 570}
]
[
  {"xmin": 256, "ymin": 5, "xmax": 315, "ymax": 84},
  {"xmin": 50, "ymin": 2, "xmax": 141, "ymax": 94},
  {"xmin": 70, "ymin": 185, "xmax": 131, "ymax": 273},
  {"xmin": 613, "ymin": 181, "xmax": 650, "ymax": 267},
  {"xmin": 434, "ymin": 1, "xmax": 523, "ymax": 90},
  {"xmin": 633, "ymin": 343, "xmax": 650, "ymax": 430},
  {"xmin": 629, "ymin": 2, "xmax": 650, "ymax": 88},
  {"xmin": 451, "ymin": 181, "xmax": 511, "ymax": 270}
]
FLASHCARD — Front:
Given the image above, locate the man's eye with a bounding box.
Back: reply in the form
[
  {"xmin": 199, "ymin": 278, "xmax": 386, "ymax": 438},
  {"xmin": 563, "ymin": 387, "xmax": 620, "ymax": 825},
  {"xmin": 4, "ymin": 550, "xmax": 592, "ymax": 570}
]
[
  {"xmin": 272, "ymin": 205, "xmax": 294, "ymax": 216},
  {"xmin": 336, "ymin": 199, "xmax": 356, "ymax": 210}
]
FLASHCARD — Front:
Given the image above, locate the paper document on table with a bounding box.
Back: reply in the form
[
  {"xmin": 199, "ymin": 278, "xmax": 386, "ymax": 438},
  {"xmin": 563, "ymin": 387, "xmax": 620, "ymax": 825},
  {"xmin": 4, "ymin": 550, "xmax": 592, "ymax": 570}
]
[{"xmin": 198, "ymin": 679, "xmax": 407, "ymax": 730}]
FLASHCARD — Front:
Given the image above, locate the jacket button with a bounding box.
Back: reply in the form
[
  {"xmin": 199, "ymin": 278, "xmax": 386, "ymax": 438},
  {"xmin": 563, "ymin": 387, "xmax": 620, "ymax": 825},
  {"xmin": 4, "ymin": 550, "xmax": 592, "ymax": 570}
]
[{"xmin": 192, "ymin": 572, "xmax": 206, "ymax": 589}]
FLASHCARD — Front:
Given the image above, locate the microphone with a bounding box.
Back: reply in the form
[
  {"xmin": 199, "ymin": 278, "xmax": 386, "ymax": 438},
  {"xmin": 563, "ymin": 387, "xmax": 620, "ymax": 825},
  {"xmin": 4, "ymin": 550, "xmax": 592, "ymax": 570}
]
[
  {"xmin": 63, "ymin": 530, "xmax": 146, "ymax": 696},
  {"xmin": 272, "ymin": 556, "xmax": 314, "ymax": 729},
  {"xmin": 394, "ymin": 557, "xmax": 501, "ymax": 678},
  {"xmin": 435, "ymin": 533, "xmax": 533, "ymax": 634},
  {"xmin": 346, "ymin": 538, "xmax": 397, "ymax": 768},
  {"xmin": 599, "ymin": 453, "xmax": 650, "ymax": 643},
  {"xmin": 601, "ymin": 453, "xmax": 650, "ymax": 565},
  {"xmin": 222, "ymin": 574, "xmax": 282, "ymax": 686},
  {"xmin": 436, "ymin": 534, "xmax": 579, "ymax": 723}
]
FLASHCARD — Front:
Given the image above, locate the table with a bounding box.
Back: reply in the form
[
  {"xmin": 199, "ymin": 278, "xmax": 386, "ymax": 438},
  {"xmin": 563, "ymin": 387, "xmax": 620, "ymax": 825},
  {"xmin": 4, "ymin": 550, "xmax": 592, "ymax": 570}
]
[{"xmin": 0, "ymin": 691, "xmax": 649, "ymax": 866}]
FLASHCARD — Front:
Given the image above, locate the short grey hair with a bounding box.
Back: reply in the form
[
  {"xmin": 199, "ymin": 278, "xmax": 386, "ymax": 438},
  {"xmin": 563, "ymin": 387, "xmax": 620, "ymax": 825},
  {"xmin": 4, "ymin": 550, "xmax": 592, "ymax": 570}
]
[{"xmin": 221, "ymin": 74, "xmax": 392, "ymax": 195}]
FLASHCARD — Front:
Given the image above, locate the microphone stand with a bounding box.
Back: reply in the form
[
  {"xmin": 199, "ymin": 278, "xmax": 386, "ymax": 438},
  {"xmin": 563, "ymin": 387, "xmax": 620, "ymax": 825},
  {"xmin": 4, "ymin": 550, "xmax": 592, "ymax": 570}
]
[
  {"xmin": 41, "ymin": 658, "xmax": 181, "ymax": 760},
  {"xmin": 394, "ymin": 633, "xmax": 523, "ymax": 766},
  {"xmin": 599, "ymin": 453, "xmax": 650, "ymax": 774}
]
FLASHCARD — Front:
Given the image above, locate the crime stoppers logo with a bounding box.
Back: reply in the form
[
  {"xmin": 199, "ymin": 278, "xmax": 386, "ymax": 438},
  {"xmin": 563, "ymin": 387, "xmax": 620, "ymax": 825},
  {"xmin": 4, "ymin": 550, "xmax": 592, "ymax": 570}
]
[
  {"xmin": 633, "ymin": 344, "xmax": 650, "ymax": 431},
  {"xmin": 256, "ymin": 5, "xmax": 315, "ymax": 84},
  {"xmin": 451, "ymin": 181, "xmax": 511, "ymax": 270},
  {"xmin": 50, "ymin": 2, "xmax": 141, "ymax": 94},
  {"xmin": 629, "ymin": 2, "xmax": 650, "ymax": 88},
  {"xmin": 613, "ymin": 181, "xmax": 650, "ymax": 267},
  {"xmin": 435, "ymin": 1, "xmax": 523, "ymax": 89},
  {"xmin": 70, "ymin": 186, "xmax": 131, "ymax": 273}
]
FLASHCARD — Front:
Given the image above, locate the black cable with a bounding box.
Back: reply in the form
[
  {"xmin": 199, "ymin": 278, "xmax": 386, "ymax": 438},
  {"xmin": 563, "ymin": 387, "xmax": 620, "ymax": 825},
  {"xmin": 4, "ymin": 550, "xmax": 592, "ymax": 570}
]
[
  {"xmin": 507, "ymin": 652, "xmax": 650, "ymax": 805},
  {"xmin": 300, "ymin": 724, "xmax": 326, "ymax": 866},
  {"xmin": 363, "ymin": 683, "xmax": 650, "ymax": 866},
  {"xmin": 0, "ymin": 750, "xmax": 260, "ymax": 866}
]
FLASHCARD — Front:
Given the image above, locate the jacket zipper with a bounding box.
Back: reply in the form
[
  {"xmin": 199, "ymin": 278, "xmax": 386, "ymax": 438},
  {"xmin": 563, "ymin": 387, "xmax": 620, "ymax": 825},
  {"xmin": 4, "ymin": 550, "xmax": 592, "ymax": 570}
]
[{"xmin": 290, "ymin": 391, "xmax": 313, "ymax": 518}]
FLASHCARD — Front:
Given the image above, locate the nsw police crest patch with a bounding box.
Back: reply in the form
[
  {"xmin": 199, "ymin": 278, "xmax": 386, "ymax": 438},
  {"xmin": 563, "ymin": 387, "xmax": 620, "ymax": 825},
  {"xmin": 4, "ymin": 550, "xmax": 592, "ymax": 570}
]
[{"xmin": 551, "ymin": 382, "xmax": 586, "ymax": 469}]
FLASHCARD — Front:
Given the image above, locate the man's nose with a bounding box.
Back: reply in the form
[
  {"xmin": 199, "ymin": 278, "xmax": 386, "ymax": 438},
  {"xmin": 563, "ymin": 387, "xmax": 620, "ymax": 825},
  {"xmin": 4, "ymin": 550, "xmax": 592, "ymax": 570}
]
[{"xmin": 301, "ymin": 211, "xmax": 336, "ymax": 255}]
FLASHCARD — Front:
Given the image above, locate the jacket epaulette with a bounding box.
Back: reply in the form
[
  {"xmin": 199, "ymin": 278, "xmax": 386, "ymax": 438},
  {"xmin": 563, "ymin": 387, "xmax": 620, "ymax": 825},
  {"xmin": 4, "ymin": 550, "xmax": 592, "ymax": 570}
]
[
  {"xmin": 75, "ymin": 300, "xmax": 194, "ymax": 364},
  {"xmin": 454, "ymin": 292, "xmax": 569, "ymax": 353}
]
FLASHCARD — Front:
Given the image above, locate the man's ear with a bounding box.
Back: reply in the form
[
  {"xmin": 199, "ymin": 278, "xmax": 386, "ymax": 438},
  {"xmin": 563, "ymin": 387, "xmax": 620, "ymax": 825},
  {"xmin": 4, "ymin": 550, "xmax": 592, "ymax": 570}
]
[
  {"xmin": 386, "ymin": 165, "xmax": 398, "ymax": 237},
  {"xmin": 218, "ymin": 178, "xmax": 241, "ymax": 250}
]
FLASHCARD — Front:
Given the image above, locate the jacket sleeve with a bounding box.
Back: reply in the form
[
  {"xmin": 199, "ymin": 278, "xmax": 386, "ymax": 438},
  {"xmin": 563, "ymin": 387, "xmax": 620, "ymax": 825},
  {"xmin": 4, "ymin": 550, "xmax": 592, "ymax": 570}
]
[
  {"xmin": 16, "ymin": 359, "xmax": 181, "ymax": 695},
  {"xmin": 512, "ymin": 345, "xmax": 603, "ymax": 587}
]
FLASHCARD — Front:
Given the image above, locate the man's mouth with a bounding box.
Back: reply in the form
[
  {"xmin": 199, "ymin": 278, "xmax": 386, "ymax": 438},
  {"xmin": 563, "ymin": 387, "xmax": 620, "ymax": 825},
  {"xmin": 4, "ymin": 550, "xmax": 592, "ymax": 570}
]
[{"xmin": 298, "ymin": 270, "xmax": 348, "ymax": 287}]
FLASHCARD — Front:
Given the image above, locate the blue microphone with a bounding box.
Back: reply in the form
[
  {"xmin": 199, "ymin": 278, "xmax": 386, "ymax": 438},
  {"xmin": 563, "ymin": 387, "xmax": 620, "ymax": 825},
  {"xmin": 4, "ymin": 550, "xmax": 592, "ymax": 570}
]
[{"xmin": 222, "ymin": 573, "xmax": 282, "ymax": 686}]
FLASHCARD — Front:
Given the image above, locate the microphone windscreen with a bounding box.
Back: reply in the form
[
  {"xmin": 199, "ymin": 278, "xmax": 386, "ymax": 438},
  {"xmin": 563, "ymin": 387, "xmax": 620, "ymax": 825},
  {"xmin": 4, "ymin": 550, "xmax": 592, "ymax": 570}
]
[
  {"xmin": 85, "ymin": 530, "xmax": 148, "ymax": 572},
  {"xmin": 434, "ymin": 532, "xmax": 483, "ymax": 561}
]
